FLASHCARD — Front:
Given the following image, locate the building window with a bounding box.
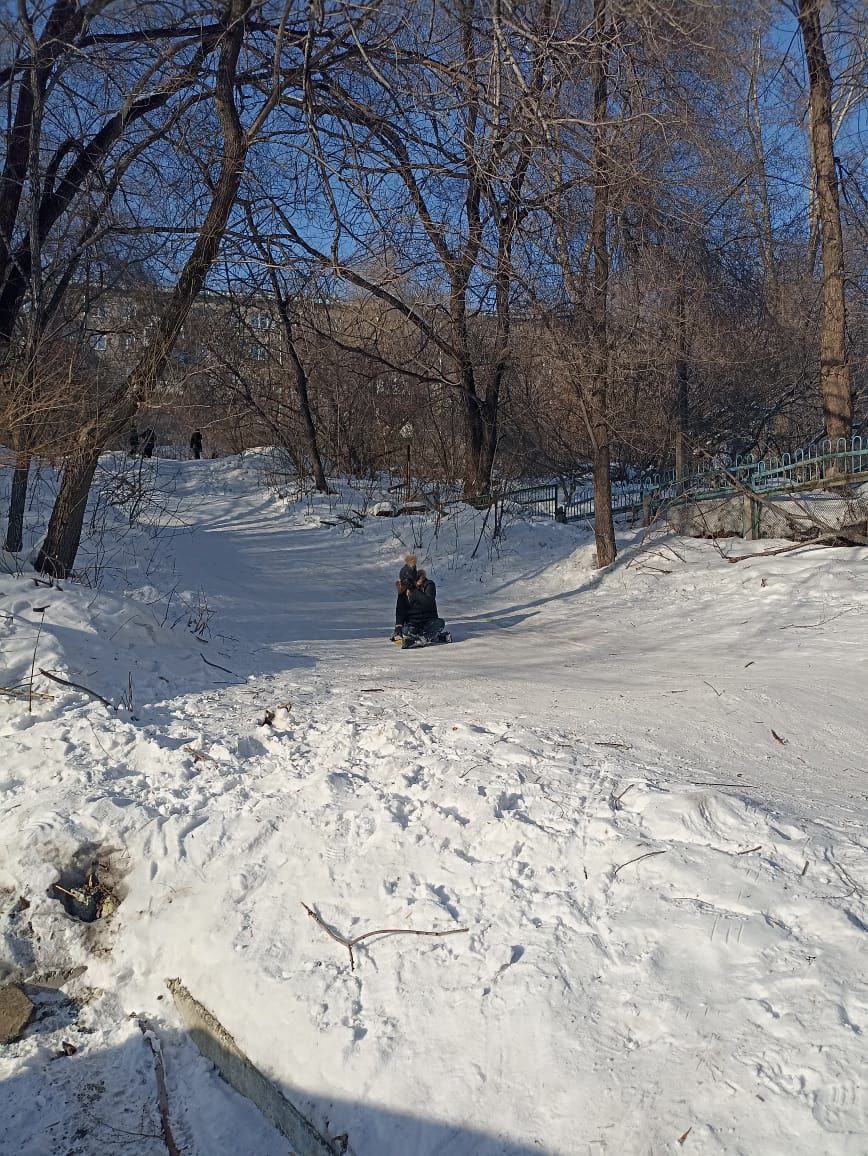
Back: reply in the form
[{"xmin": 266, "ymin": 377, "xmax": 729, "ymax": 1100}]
[
  {"xmin": 250, "ymin": 312, "xmax": 273, "ymax": 332},
  {"xmin": 249, "ymin": 342, "xmax": 269, "ymax": 362},
  {"xmin": 90, "ymin": 333, "xmax": 107, "ymax": 351}
]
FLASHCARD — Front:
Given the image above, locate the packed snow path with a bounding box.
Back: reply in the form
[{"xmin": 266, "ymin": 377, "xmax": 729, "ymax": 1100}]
[{"xmin": 1, "ymin": 455, "xmax": 866, "ymax": 1155}]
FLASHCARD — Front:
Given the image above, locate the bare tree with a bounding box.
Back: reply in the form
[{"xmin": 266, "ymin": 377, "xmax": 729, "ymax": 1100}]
[
  {"xmin": 36, "ymin": 0, "xmax": 255, "ymax": 576},
  {"xmin": 795, "ymin": 0, "xmax": 854, "ymax": 447}
]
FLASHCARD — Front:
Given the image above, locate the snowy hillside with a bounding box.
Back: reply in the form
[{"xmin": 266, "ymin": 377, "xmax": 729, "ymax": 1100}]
[{"xmin": 1, "ymin": 454, "xmax": 866, "ymax": 1155}]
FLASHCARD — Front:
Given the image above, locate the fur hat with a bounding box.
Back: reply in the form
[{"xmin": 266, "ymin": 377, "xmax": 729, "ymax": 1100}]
[{"xmin": 404, "ymin": 553, "xmax": 417, "ymax": 566}]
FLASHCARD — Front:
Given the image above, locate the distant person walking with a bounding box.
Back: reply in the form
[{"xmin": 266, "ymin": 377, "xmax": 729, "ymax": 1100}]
[
  {"xmin": 190, "ymin": 429, "xmax": 203, "ymax": 460},
  {"xmin": 141, "ymin": 428, "xmax": 156, "ymax": 459}
]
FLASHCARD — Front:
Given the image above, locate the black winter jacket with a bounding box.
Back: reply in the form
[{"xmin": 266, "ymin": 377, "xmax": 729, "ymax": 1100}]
[{"xmin": 404, "ymin": 580, "xmax": 439, "ymax": 626}]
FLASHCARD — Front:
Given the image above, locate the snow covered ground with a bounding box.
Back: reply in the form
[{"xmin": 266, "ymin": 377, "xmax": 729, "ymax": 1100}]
[{"xmin": 1, "ymin": 453, "xmax": 866, "ymax": 1155}]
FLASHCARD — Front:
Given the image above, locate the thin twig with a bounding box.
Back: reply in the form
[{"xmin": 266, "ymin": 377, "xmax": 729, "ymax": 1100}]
[
  {"xmin": 39, "ymin": 668, "xmax": 113, "ymax": 708},
  {"xmin": 736, "ymin": 845, "xmax": 762, "ymax": 856},
  {"xmin": 183, "ymin": 745, "xmax": 217, "ymax": 764},
  {"xmin": 612, "ymin": 849, "xmax": 666, "ymax": 878},
  {"xmin": 0, "ymin": 685, "xmax": 54, "ymax": 701},
  {"xmin": 726, "ymin": 540, "xmax": 833, "ymax": 563},
  {"xmin": 781, "ymin": 607, "xmax": 858, "ymax": 630},
  {"xmin": 302, "ymin": 902, "xmax": 469, "ymax": 971},
  {"xmin": 612, "ymin": 783, "xmax": 635, "ymax": 809},
  {"xmin": 29, "ymin": 607, "xmax": 47, "ymax": 713},
  {"xmin": 470, "ymin": 502, "xmax": 493, "ymax": 560},
  {"xmin": 200, "ymin": 652, "xmax": 235, "ymax": 675},
  {"xmin": 51, "ymin": 883, "xmax": 79, "ymax": 900}
]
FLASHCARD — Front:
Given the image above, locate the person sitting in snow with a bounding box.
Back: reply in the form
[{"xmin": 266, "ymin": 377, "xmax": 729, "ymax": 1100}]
[
  {"xmin": 390, "ymin": 554, "xmax": 417, "ymax": 641},
  {"xmin": 397, "ymin": 570, "xmax": 452, "ymax": 648}
]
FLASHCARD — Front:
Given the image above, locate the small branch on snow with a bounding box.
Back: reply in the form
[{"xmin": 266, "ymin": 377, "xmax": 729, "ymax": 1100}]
[
  {"xmin": 770, "ymin": 729, "xmax": 788, "ymax": 745},
  {"xmin": 612, "ymin": 849, "xmax": 666, "ymax": 878},
  {"xmin": 137, "ymin": 1018, "xmax": 181, "ymax": 1156},
  {"xmin": 780, "ymin": 607, "xmax": 858, "ymax": 630},
  {"xmin": 736, "ymin": 845, "xmax": 762, "ymax": 856},
  {"xmin": 726, "ymin": 539, "xmax": 835, "ymax": 564},
  {"xmin": 612, "ymin": 783, "xmax": 636, "ymax": 809},
  {"xmin": 39, "ymin": 668, "xmax": 113, "ymax": 708},
  {"xmin": 183, "ymin": 745, "xmax": 217, "ymax": 764},
  {"xmin": 0, "ymin": 685, "xmax": 54, "ymax": 701},
  {"xmin": 200, "ymin": 652, "xmax": 236, "ymax": 676},
  {"xmin": 595, "ymin": 740, "xmax": 632, "ymax": 750},
  {"xmin": 302, "ymin": 902, "xmax": 469, "ymax": 972},
  {"xmin": 29, "ymin": 606, "xmax": 47, "ymax": 713}
]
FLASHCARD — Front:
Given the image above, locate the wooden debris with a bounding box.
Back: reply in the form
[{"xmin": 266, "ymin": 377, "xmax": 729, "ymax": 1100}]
[
  {"xmin": 39, "ymin": 668, "xmax": 112, "ymax": 708},
  {"xmin": 302, "ymin": 901, "xmax": 469, "ymax": 972},
  {"xmin": 612, "ymin": 849, "xmax": 667, "ymax": 879}
]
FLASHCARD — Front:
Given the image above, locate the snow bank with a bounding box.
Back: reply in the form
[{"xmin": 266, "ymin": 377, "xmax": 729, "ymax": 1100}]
[{"xmin": 1, "ymin": 454, "xmax": 866, "ymax": 1155}]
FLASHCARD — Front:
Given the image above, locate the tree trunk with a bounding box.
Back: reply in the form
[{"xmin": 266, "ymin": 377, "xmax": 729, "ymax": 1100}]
[
  {"xmin": 4, "ymin": 445, "xmax": 31, "ymax": 552},
  {"xmin": 35, "ymin": 0, "xmax": 252, "ymax": 578},
  {"xmin": 461, "ymin": 364, "xmax": 487, "ymax": 500},
  {"xmin": 35, "ymin": 452, "xmax": 98, "ymax": 577},
  {"xmin": 266, "ymin": 269, "xmax": 329, "ymax": 493},
  {"xmin": 674, "ymin": 285, "xmax": 689, "ymax": 492},
  {"xmin": 797, "ymin": 0, "xmax": 852, "ymax": 449},
  {"xmin": 588, "ymin": 0, "xmax": 616, "ymax": 567}
]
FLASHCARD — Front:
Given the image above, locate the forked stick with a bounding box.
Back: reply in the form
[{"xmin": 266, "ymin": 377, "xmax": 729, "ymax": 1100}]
[{"xmin": 302, "ymin": 902, "xmax": 469, "ymax": 971}]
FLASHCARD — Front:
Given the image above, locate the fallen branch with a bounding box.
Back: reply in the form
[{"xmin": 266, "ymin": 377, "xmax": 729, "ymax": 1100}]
[
  {"xmin": 0, "ymin": 685, "xmax": 54, "ymax": 701},
  {"xmin": 612, "ymin": 849, "xmax": 666, "ymax": 878},
  {"xmin": 137, "ymin": 1019, "xmax": 181, "ymax": 1156},
  {"xmin": 781, "ymin": 607, "xmax": 858, "ymax": 630},
  {"xmin": 200, "ymin": 652, "xmax": 236, "ymax": 676},
  {"xmin": 736, "ymin": 845, "xmax": 762, "ymax": 856},
  {"xmin": 183, "ymin": 745, "xmax": 217, "ymax": 764},
  {"xmin": 39, "ymin": 668, "xmax": 113, "ymax": 708},
  {"xmin": 302, "ymin": 902, "xmax": 469, "ymax": 971},
  {"xmin": 612, "ymin": 783, "xmax": 635, "ymax": 809},
  {"xmin": 726, "ymin": 539, "xmax": 835, "ymax": 563}
]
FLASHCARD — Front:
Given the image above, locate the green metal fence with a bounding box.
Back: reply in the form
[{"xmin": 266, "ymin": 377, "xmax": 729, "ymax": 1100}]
[{"xmin": 505, "ymin": 437, "xmax": 868, "ymax": 524}]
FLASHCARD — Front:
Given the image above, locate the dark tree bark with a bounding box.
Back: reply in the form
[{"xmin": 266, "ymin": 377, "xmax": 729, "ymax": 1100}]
[
  {"xmin": 261, "ymin": 264, "xmax": 329, "ymax": 493},
  {"xmin": 587, "ymin": 0, "xmax": 616, "ymax": 568},
  {"xmin": 797, "ymin": 0, "xmax": 853, "ymax": 449},
  {"xmin": 36, "ymin": 0, "xmax": 253, "ymax": 578},
  {"xmin": 674, "ymin": 284, "xmax": 689, "ymax": 492},
  {"xmin": 4, "ymin": 442, "xmax": 31, "ymax": 553}
]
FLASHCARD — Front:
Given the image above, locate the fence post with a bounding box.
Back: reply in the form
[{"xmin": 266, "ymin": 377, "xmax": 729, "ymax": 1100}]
[{"xmin": 742, "ymin": 492, "xmax": 761, "ymax": 540}]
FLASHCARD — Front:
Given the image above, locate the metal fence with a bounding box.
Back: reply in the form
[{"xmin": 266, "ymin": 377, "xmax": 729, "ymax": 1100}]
[{"xmin": 505, "ymin": 437, "xmax": 868, "ymax": 524}]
